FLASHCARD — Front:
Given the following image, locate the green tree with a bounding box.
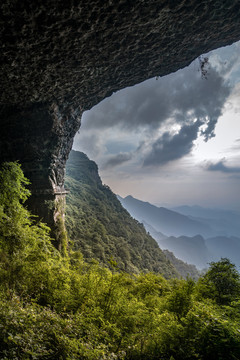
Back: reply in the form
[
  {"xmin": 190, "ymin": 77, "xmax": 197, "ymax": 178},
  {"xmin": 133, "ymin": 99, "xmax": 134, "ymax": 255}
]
[
  {"xmin": 0, "ymin": 162, "xmax": 65, "ymax": 301},
  {"xmin": 0, "ymin": 162, "xmax": 31, "ymax": 253},
  {"xmin": 167, "ymin": 278, "xmax": 195, "ymax": 320},
  {"xmin": 197, "ymin": 258, "xmax": 240, "ymax": 305}
]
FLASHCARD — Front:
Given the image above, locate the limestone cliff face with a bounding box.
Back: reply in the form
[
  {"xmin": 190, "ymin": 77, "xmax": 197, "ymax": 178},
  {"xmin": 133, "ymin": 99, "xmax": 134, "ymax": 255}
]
[{"xmin": 1, "ymin": 0, "xmax": 240, "ymax": 235}]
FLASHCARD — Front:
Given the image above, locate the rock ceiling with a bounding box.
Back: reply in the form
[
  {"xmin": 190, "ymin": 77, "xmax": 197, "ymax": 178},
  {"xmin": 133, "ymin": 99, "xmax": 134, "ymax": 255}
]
[{"xmin": 1, "ymin": 0, "xmax": 240, "ymax": 110}]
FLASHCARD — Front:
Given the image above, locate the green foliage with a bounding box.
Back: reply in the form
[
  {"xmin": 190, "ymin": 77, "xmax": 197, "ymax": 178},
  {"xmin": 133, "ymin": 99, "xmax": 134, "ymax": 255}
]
[
  {"xmin": 55, "ymin": 214, "xmax": 69, "ymax": 256},
  {"xmin": 0, "ymin": 161, "xmax": 240, "ymax": 359},
  {"xmin": 197, "ymin": 258, "xmax": 240, "ymax": 305},
  {"xmin": 0, "ymin": 161, "xmax": 31, "ymax": 255},
  {"xmin": 0, "ymin": 162, "xmax": 70, "ymax": 304},
  {"xmin": 167, "ymin": 278, "xmax": 195, "ymax": 321}
]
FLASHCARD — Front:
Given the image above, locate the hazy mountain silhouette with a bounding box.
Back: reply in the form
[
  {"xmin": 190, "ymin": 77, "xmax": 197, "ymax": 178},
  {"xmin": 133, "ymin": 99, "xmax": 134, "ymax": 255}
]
[
  {"xmin": 172, "ymin": 205, "xmax": 240, "ymax": 237},
  {"xmin": 158, "ymin": 234, "xmax": 240, "ymax": 270},
  {"xmin": 118, "ymin": 195, "xmax": 240, "ymax": 270},
  {"xmin": 118, "ymin": 195, "xmax": 212, "ymax": 238},
  {"xmin": 159, "ymin": 235, "xmax": 211, "ymax": 270},
  {"xmin": 206, "ymin": 236, "xmax": 240, "ymax": 270}
]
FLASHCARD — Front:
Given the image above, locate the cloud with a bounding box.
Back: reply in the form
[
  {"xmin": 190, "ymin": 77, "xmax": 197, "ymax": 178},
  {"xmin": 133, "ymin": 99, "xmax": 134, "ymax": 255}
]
[
  {"xmin": 206, "ymin": 160, "xmax": 240, "ymax": 174},
  {"xmin": 74, "ymin": 51, "xmax": 234, "ymax": 169},
  {"xmin": 82, "ymin": 62, "xmax": 231, "ymax": 139},
  {"xmin": 209, "ymin": 41, "xmax": 240, "ymax": 81},
  {"xmin": 227, "ymin": 82, "xmax": 240, "ymax": 113},
  {"xmin": 73, "ymin": 132, "xmax": 106, "ymax": 157},
  {"xmin": 143, "ymin": 120, "xmax": 202, "ymax": 166},
  {"xmin": 103, "ymin": 152, "xmax": 133, "ymax": 169}
]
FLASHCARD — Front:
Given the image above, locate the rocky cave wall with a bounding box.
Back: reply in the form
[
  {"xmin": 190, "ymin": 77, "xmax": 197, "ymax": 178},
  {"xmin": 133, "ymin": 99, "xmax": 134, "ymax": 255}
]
[{"xmin": 1, "ymin": 0, "xmax": 240, "ymax": 242}]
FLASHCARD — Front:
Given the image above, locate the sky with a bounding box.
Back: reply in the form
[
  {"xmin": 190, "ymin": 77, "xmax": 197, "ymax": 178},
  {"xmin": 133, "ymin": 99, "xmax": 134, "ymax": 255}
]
[{"xmin": 73, "ymin": 41, "xmax": 240, "ymax": 211}]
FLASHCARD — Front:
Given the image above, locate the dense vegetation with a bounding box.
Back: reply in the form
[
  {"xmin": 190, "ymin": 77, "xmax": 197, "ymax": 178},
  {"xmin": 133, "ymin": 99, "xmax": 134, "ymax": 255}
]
[
  {"xmin": 0, "ymin": 161, "xmax": 240, "ymax": 359},
  {"xmin": 65, "ymin": 150, "xmax": 178, "ymax": 278}
]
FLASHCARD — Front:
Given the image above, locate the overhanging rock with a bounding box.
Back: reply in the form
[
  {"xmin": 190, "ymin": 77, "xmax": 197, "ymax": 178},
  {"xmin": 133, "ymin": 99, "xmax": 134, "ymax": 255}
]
[{"xmin": 1, "ymin": 0, "xmax": 240, "ymax": 243}]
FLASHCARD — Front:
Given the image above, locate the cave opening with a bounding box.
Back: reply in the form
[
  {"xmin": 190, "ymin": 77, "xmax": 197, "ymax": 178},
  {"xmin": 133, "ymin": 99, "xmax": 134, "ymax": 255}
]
[
  {"xmin": 70, "ymin": 41, "xmax": 240, "ymax": 268},
  {"xmin": 73, "ymin": 42, "xmax": 240, "ymax": 211}
]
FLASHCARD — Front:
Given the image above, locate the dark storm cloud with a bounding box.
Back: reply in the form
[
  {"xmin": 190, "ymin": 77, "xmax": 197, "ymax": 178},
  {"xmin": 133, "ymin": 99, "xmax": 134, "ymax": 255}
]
[
  {"xmin": 206, "ymin": 160, "xmax": 240, "ymax": 174},
  {"xmin": 103, "ymin": 152, "xmax": 133, "ymax": 169},
  {"xmin": 143, "ymin": 120, "xmax": 202, "ymax": 166},
  {"xmin": 76, "ymin": 57, "xmax": 233, "ymax": 169},
  {"xmin": 83, "ymin": 63, "xmax": 231, "ymax": 141}
]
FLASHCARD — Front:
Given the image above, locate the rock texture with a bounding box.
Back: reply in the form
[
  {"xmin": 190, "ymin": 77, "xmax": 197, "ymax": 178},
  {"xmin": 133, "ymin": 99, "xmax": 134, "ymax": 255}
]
[
  {"xmin": 0, "ymin": 101, "xmax": 81, "ymax": 246},
  {"xmin": 1, "ymin": 0, "xmax": 240, "ymax": 238},
  {"xmin": 0, "ymin": 102, "xmax": 81, "ymax": 192},
  {"xmin": 1, "ymin": 0, "xmax": 240, "ymax": 108}
]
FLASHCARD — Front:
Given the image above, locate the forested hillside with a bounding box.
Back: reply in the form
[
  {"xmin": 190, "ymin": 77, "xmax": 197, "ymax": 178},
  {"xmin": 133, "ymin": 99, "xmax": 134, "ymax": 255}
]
[
  {"xmin": 65, "ymin": 150, "xmax": 178, "ymax": 278},
  {"xmin": 1, "ymin": 161, "xmax": 240, "ymax": 359}
]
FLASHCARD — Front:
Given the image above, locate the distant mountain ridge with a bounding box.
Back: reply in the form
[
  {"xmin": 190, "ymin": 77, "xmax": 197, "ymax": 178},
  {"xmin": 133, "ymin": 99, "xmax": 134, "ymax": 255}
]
[
  {"xmin": 118, "ymin": 195, "xmax": 240, "ymax": 270},
  {"xmin": 172, "ymin": 205, "xmax": 240, "ymax": 237},
  {"xmin": 157, "ymin": 234, "xmax": 240, "ymax": 270},
  {"xmin": 159, "ymin": 235, "xmax": 212, "ymax": 270},
  {"xmin": 118, "ymin": 195, "xmax": 212, "ymax": 238}
]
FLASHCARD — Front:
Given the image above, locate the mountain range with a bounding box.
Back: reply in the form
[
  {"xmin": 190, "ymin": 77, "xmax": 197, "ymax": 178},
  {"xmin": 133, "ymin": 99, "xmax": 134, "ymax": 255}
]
[
  {"xmin": 118, "ymin": 195, "xmax": 213, "ymax": 237},
  {"xmin": 65, "ymin": 150, "xmax": 239, "ymax": 273},
  {"xmin": 65, "ymin": 150, "xmax": 195, "ymax": 278},
  {"xmin": 118, "ymin": 195, "xmax": 240, "ymax": 270},
  {"xmin": 172, "ymin": 205, "xmax": 240, "ymax": 238}
]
